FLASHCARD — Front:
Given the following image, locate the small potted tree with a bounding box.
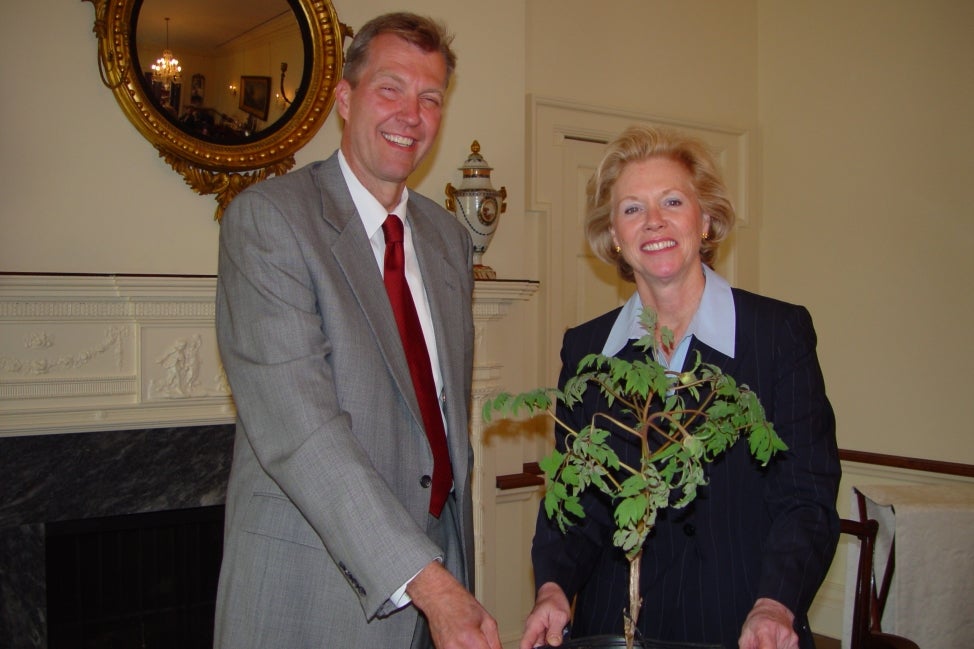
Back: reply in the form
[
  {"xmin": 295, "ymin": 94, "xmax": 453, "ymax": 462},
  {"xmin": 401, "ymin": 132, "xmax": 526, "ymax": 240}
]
[{"xmin": 484, "ymin": 308, "xmax": 788, "ymax": 649}]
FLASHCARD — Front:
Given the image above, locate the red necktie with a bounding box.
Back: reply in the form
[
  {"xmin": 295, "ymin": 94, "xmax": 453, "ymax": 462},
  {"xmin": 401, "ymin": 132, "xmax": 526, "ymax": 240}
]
[{"xmin": 381, "ymin": 214, "xmax": 453, "ymax": 517}]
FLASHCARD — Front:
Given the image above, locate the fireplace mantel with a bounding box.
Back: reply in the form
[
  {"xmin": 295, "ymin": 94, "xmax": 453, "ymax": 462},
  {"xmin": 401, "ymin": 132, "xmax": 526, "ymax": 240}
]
[
  {"xmin": 0, "ymin": 275, "xmax": 233, "ymax": 436},
  {"xmin": 0, "ymin": 274, "xmax": 538, "ymax": 437}
]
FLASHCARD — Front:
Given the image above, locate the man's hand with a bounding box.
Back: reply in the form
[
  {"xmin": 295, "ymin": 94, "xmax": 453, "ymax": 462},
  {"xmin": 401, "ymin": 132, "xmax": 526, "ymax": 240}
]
[
  {"xmin": 738, "ymin": 598, "xmax": 799, "ymax": 649},
  {"xmin": 407, "ymin": 560, "xmax": 501, "ymax": 649},
  {"xmin": 519, "ymin": 582, "xmax": 571, "ymax": 649}
]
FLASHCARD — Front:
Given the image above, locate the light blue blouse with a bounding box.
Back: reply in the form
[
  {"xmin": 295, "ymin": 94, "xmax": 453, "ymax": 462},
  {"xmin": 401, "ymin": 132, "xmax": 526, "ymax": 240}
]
[{"xmin": 600, "ymin": 264, "xmax": 737, "ymax": 372}]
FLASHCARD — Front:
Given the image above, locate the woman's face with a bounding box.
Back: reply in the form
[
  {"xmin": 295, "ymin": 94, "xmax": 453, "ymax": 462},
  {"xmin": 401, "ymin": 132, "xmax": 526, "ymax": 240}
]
[{"xmin": 609, "ymin": 156, "xmax": 710, "ymax": 292}]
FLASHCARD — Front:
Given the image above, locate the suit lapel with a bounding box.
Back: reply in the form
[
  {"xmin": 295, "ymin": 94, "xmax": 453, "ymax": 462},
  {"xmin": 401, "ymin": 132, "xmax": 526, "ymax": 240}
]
[
  {"xmin": 313, "ymin": 159, "xmax": 423, "ymax": 428},
  {"xmin": 408, "ymin": 202, "xmax": 463, "ymax": 397},
  {"xmin": 407, "ymin": 200, "xmax": 471, "ymax": 490},
  {"xmin": 688, "ymin": 337, "xmax": 737, "ymax": 375}
]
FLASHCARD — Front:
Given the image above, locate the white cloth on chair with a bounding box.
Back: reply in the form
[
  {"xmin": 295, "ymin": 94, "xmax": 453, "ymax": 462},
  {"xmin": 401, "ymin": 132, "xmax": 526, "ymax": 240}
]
[{"xmin": 843, "ymin": 483, "xmax": 974, "ymax": 649}]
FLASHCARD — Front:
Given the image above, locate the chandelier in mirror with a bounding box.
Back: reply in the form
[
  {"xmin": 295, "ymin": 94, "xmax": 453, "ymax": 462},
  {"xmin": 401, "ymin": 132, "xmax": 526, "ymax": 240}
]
[{"xmin": 150, "ymin": 17, "xmax": 181, "ymax": 92}]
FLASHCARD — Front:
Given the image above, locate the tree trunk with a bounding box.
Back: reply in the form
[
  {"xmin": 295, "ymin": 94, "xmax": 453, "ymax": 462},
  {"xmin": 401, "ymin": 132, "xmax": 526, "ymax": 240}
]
[{"xmin": 624, "ymin": 551, "xmax": 642, "ymax": 649}]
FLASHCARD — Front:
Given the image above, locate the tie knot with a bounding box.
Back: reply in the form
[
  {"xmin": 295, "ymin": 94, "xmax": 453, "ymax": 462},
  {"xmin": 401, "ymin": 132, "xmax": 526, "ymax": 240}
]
[{"xmin": 382, "ymin": 214, "xmax": 404, "ymax": 245}]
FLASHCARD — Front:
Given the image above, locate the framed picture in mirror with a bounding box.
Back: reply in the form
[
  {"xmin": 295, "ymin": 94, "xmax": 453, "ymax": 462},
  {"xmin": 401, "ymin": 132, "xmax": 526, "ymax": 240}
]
[
  {"xmin": 191, "ymin": 73, "xmax": 205, "ymax": 105},
  {"xmin": 239, "ymin": 76, "xmax": 271, "ymax": 122}
]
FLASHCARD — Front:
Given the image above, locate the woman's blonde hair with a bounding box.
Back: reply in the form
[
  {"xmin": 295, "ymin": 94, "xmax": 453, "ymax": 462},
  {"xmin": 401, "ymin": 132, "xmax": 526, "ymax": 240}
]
[{"xmin": 585, "ymin": 125, "xmax": 735, "ymax": 282}]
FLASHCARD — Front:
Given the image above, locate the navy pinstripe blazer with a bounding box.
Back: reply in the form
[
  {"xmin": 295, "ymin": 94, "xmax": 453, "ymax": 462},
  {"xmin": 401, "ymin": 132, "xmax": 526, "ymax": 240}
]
[{"xmin": 532, "ymin": 288, "xmax": 840, "ymax": 649}]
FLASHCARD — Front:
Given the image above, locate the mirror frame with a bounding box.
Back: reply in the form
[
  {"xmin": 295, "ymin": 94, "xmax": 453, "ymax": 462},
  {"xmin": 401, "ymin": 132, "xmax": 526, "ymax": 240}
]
[{"xmin": 85, "ymin": 0, "xmax": 348, "ymax": 220}]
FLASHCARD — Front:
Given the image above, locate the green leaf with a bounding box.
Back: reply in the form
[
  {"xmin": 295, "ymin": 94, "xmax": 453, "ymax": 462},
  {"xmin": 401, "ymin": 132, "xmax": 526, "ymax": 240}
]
[
  {"xmin": 548, "ymin": 480, "xmax": 568, "ymax": 501},
  {"xmin": 560, "ymin": 464, "xmax": 580, "ymax": 487},
  {"xmin": 539, "ymin": 450, "xmax": 564, "ymax": 478},
  {"xmin": 747, "ymin": 421, "xmax": 788, "ymax": 464},
  {"xmin": 683, "ymin": 434, "xmax": 704, "ymax": 459},
  {"xmin": 615, "ymin": 494, "xmax": 649, "ymax": 526},
  {"xmin": 564, "ymin": 496, "xmax": 585, "ymax": 519},
  {"xmin": 617, "ymin": 474, "xmax": 648, "ymax": 498},
  {"xmin": 543, "ymin": 491, "xmax": 560, "ymax": 519}
]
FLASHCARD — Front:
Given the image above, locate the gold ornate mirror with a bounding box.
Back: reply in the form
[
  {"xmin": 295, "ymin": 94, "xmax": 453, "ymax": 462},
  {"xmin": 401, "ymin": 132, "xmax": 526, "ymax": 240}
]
[{"xmin": 85, "ymin": 0, "xmax": 348, "ymax": 220}]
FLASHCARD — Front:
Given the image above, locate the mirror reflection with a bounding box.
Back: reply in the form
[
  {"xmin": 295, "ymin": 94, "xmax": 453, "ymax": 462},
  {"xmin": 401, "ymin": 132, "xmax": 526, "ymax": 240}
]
[{"xmin": 135, "ymin": 0, "xmax": 306, "ymax": 144}]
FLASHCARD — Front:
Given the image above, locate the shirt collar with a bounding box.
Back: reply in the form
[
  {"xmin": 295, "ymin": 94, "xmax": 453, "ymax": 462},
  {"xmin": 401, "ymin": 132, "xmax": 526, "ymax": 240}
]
[
  {"xmin": 601, "ymin": 264, "xmax": 736, "ymax": 358},
  {"xmin": 338, "ymin": 150, "xmax": 410, "ymax": 236}
]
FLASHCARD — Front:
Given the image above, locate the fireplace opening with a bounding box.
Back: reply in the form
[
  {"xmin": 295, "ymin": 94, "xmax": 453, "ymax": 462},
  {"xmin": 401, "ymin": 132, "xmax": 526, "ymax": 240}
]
[{"xmin": 45, "ymin": 505, "xmax": 225, "ymax": 649}]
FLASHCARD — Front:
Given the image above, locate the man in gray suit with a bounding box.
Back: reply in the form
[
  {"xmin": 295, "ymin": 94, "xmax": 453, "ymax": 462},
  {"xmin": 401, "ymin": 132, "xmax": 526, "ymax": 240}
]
[{"xmin": 213, "ymin": 12, "xmax": 501, "ymax": 649}]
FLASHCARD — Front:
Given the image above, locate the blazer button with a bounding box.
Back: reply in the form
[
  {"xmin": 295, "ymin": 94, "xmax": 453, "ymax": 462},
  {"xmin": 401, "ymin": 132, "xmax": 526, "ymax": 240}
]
[
  {"xmin": 420, "ymin": 475, "xmax": 432, "ymax": 488},
  {"xmin": 683, "ymin": 523, "xmax": 696, "ymax": 537}
]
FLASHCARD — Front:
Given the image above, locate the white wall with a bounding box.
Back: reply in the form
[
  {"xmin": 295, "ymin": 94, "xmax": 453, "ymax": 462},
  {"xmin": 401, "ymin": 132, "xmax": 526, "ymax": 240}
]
[
  {"xmin": 526, "ymin": 0, "xmax": 758, "ymax": 129},
  {"xmin": 758, "ymin": 0, "xmax": 974, "ymax": 465}
]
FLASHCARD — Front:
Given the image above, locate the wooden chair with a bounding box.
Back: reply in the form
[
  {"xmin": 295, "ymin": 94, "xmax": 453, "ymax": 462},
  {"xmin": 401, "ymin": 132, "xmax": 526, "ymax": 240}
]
[{"xmin": 841, "ymin": 517, "xmax": 920, "ymax": 649}]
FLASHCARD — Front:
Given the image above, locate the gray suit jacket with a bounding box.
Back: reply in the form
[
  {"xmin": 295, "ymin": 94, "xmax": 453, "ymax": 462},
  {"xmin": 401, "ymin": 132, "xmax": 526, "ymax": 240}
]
[{"xmin": 213, "ymin": 152, "xmax": 476, "ymax": 648}]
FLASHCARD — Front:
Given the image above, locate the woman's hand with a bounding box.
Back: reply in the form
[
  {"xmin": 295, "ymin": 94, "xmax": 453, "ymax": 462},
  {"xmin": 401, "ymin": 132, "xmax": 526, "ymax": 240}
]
[
  {"xmin": 738, "ymin": 598, "xmax": 799, "ymax": 649},
  {"xmin": 519, "ymin": 582, "xmax": 572, "ymax": 649}
]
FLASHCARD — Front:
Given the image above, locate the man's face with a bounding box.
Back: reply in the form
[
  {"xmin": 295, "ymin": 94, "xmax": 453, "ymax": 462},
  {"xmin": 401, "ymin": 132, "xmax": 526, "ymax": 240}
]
[{"xmin": 336, "ymin": 33, "xmax": 448, "ymax": 207}]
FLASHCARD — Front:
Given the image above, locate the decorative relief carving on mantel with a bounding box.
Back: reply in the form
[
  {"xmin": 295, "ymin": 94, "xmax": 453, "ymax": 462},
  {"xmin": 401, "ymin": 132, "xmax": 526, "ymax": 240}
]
[
  {"xmin": 0, "ymin": 276, "xmax": 539, "ymax": 438},
  {"xmin": 24, "ymin": 331, "xmax": 54, "ymax": 349},
  {"xmin": 0, "ymin": 276, "xmax": 232, "ymax": 436},
  {"xmin": 0, "ymin": 326, "xmax": 126, "ymax": 376},
  {"xmin": 146, "ymin": 333, "xmax": 231, "ymax": 400}
]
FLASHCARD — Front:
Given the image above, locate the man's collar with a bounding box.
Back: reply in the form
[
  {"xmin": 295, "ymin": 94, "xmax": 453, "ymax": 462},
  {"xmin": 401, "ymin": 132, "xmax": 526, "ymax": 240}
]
[{"xmin": 338, "ymin": 150, "xmax": 409, "ymax": 237}]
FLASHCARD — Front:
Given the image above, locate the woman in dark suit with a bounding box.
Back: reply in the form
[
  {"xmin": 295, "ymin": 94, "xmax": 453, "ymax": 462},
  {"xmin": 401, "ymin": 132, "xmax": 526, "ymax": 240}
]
[{"xmin": 522, "ymin": 126, "xmax": 840, "ymax": 649}]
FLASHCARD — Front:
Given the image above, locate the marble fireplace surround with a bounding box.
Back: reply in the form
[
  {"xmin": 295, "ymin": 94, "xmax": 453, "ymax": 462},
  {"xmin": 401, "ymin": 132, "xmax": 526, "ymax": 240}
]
[
  {"xmin": 0, "ymin": 273, "xmax": 538, "ymax": 648},
  {"xmin": 0, "ymin": 424, "xmax": 234, "ymax": 649}
]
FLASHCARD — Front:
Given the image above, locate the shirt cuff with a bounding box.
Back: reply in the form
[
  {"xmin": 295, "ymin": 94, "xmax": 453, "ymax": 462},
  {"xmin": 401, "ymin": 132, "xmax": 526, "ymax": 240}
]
[{"xmin": 388, "ymin": 556, "xmax": 443, "ymax": 610}]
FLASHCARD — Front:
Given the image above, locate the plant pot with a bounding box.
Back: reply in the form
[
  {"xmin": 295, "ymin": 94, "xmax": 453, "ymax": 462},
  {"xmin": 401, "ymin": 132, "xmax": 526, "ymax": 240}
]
[{"xmin": 543, "ymin": 635, "xmax": 722, "ymax": 649}]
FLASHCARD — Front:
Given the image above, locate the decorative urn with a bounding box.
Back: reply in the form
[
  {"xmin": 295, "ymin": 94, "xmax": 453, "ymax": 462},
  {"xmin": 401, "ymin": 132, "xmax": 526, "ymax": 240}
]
[{"xmin": 445, "ymin": 140, "xmax": 507, "ymax": 280}]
